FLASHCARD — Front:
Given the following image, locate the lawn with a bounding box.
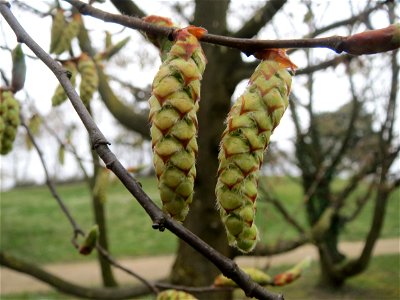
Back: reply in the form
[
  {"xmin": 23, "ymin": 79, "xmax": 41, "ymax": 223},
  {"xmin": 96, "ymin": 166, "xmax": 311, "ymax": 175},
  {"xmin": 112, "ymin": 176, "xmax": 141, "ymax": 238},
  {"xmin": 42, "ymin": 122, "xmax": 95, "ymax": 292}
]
[
  {"xmin": 2, "ymin": 254, "xmax": 399, "ymax": 300},
  {"xmin": 1, "ymin": 176, "xmax": 399, "ymax": 264}
]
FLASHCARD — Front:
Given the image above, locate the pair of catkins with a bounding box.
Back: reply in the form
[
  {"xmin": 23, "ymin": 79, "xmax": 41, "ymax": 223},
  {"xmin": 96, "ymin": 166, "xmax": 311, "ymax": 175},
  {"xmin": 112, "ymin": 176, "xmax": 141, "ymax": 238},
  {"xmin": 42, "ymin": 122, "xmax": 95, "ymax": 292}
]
[{"xmin": 145, "ymin": 16, "xmax": 296, "ymax": 253}]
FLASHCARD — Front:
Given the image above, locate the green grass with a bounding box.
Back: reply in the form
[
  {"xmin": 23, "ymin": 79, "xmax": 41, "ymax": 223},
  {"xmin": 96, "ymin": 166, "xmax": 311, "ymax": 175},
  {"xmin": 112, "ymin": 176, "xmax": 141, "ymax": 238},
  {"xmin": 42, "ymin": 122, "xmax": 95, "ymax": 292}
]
[
  {"xmin": 1, "ymin": 177, "xmax": 177, "ymax": 264},
  {"xmin": 2, "ymin": 254, "xmax": 399, "ymax": 300},
  {"xmin": 1, "ymin": 176, "xmax": 399, "ymax": 264},
  {"xmin": 265, "ymin": 254, "xmax": 400, "ymax": 300}
]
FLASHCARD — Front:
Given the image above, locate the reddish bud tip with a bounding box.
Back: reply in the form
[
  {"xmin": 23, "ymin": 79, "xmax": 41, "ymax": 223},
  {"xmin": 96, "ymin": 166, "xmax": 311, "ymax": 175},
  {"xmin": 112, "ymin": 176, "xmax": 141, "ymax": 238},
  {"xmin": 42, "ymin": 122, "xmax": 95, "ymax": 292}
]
[
  {"xmin": 142, "ymin": 15, "xmax": 174, "ymax": 27},
  {"xmin": 254, "ymin": 49, "xmax": 297, "ymax": 72},
  {"xmin": 185, "ymin": 25, "xmax": 208, "ymax": 39}
]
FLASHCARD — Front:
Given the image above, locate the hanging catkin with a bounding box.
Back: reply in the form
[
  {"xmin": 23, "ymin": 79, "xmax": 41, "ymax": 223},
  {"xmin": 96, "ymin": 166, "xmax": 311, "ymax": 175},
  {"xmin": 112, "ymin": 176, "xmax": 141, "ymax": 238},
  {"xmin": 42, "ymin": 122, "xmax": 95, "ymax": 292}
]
[
  {"xmin": 146, "ymin": 17, "xmax": 207, "ymax": 221},
  {"xmin": 216, "ymin": 49, "xmax": 296, "ymax": 252},
  {"xmin": 78, "ymin": 53, "xmax": 99, "ymax": 107},
  {"xmin": 0, "ymin": 91, "xmax": 20, "ymax": 155}
]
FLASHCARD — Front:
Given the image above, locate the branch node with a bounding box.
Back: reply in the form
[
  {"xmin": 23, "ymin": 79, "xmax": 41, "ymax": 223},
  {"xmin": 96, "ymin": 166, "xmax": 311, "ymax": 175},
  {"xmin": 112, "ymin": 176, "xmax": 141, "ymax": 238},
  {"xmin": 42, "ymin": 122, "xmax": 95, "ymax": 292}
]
[
  {"xmin": 152, "ymin": 217, "xmax": 166, "ymax": 231},
  {"xmin": 65, "ymin": 70, "xmax": 73, "ymax": 80},
  {"xmin": 91, "ymin": 134, "xmax": 110, "ymax": 149}
]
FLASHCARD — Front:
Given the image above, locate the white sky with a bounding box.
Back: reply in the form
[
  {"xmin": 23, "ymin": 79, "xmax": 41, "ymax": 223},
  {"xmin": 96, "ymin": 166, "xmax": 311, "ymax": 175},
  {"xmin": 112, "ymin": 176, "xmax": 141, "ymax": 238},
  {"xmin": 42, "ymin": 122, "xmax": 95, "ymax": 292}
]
[{"xmin": 0, "ymin": 0, "xmax": 399, "ymax": 189}]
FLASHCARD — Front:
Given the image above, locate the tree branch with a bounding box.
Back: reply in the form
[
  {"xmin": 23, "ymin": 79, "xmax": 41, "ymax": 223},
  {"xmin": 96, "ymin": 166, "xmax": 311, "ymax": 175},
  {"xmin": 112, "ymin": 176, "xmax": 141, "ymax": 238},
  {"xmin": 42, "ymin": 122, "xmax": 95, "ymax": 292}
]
[
  {"xmin": 335, "ymin": 39, "xmax": 399, "ymax": 279},
  {"xmin": 0, "ymin": 251, "xmax": 152, "ymax": 300},
  {"xmin": 259, "ymin": 183, "xmax": 306, "ymax": 235},
  {"xmin": 324, "ymin": 65, "xmax": 362, "ymax": 181},
  {"xmin": 233, "ymin": 0, "xmax": 287, "ymax": 38},
  {"xmin": 110, "ymin": 0, "xmax": 146, "ymax": 18},
  {"xmin": 63, "ymin": 0, "xmax": 399, "ymax": 55},
  {"xmin": 0, "ymin": 3, "xmax": 282, "ymax": 299},
  {"xmin": 342, "ymin": 180, "xmax": 375, "ymax": 223},
  {"xmin": 251, "ymin": 235, "xmax": 310, "ymax": 256},
  {"xmin": 296, "ymin": 55, "xmax": 353, "ymax": 75}
]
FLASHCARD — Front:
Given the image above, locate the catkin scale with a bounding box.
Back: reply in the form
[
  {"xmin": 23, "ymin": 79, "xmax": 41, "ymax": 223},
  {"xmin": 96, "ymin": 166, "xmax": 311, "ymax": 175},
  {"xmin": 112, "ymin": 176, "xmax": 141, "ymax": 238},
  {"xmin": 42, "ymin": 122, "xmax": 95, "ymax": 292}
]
[
  {"xmin": 216, "ymin": 50, "xmax": 295, "ymax": 253},
  {"xmin": 147, "ymin": 22, "xmax": 207, "ymax": 221}
]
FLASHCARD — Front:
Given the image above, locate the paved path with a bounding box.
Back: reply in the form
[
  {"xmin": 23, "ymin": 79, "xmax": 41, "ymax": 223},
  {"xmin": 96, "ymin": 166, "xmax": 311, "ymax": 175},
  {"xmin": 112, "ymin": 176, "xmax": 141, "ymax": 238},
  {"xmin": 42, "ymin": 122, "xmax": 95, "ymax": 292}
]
[{"xmin": 1, "ymin": 238, "xmax": 399, "ymax": 295}]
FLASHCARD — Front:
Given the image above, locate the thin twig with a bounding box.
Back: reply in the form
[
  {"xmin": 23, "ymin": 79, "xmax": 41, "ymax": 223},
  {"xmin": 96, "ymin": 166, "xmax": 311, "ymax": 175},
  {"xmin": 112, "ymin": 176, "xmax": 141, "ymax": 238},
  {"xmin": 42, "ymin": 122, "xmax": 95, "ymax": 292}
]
[
  {"xmin": 259, "ymin": 182, "xmax": 306, "ymax": 234},
  {"xmin": 63, "ymin": 0, "xmax": 394, "ymax": 56},
  {"xmin": 21, "ymin": 115, "xmax": 85, "ymax": 243},
  {"xmin": 0, "ymin": 3, "xmax": 282, "ymax": 299}
]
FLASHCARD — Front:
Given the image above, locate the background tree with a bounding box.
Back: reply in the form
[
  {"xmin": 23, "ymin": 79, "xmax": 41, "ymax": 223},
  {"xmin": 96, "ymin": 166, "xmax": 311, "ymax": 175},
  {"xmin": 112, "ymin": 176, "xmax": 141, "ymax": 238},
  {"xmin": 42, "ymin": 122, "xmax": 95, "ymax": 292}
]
[{"xmin": 1, "ymin": 0, "xmax": 399, "ymax": 299}]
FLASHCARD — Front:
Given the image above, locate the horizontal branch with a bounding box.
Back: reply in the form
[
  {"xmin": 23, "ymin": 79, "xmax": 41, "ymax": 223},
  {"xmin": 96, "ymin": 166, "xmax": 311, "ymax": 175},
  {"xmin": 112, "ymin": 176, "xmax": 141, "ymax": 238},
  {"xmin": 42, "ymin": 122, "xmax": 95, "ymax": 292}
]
[
  {"xmin": 0, "ymin": 3, "xmax": 282, "ymax": 300},
  {"xmin": 251, "ymin": 235, "xmax": 310, "ymax": 256},
  {"xmin": 296, "ymin": 55, "xmax": 353, "ymax": 75},
  {"xmin": 0, "ymin": 251, "xmax": 151, "ymax": 300},
  {"xmin": 63, "ymin": 0, "xmax": 399, "ymax": 56}
]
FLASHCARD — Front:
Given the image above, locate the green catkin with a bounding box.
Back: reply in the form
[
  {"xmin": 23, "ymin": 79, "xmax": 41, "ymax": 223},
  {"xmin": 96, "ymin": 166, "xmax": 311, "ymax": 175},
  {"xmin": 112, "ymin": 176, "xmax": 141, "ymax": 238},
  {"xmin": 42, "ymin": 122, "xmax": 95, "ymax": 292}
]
[
  {"xmin": 0, "ymin": 91, "xmax": 20, "ymax": 155},
  {"xmin": 216, "ymin": 51, "xmax": 295, "ymax": 253},
  {"xmin": 0, "ymin": 93, "xmax": 8, "ymax": 151},
  {"xmin": 52, "ymin": 14, "xmax": 82, "ymax": 55},
  {"xmin": 50, "ymin": 9, "xmax": 65, "ymax": 54},
  {"xmin": 52, "ymin": 61, "xmax": 77, "ymax": 106},
  {"xmin": 147, "ymin": 21, "xmax": 207, "ymax": 222},
  {"xmin": 78, "ymin": 53, "xmax": 99, "ymax": 107},
  {"xmin": 156, "ymin": 289, "xmax": 198, "ymax": 300}
]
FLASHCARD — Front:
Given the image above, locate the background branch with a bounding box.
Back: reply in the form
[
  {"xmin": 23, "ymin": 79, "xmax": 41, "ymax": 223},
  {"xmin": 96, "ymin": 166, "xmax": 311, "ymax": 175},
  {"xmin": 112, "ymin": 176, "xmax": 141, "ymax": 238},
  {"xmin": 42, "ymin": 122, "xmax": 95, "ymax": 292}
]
[
  {"xmin": 21, "ymin": 115, "xmax": 84, "ymax": 242},
  {"xmin": 259, "ymin": 183, "xmax": 306, "ymax": 235},
  {"xmin": 0, "ymin": 251, "xmax": 152, "ymax": 300},
  {"xmin": 233, "ymin": 0, "xmax": 287, "ymax": 38}
]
